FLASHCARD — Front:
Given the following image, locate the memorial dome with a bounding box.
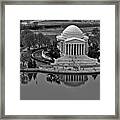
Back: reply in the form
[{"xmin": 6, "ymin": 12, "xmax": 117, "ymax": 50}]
[{"xmin": 62, "ymin": 25, "xmax": 83, "ymax": 39}]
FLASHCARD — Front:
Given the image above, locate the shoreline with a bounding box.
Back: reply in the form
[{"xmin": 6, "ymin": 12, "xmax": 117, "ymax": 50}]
[{"xmin": 20, "ymin": 68, "xmax": 100, "ymax": 75}]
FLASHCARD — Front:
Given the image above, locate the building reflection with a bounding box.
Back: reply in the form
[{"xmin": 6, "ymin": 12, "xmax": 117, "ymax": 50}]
[
  {"xmin": 46, "ymin": 73, "xmax": 98, "ymax": 87},
  {"xmin": 20, "ymin": 72, "xmax": 98, "ymax": 87},
  {"xmin": 58, "ymin": 74, "xmax": 89, "ymax": 87}
]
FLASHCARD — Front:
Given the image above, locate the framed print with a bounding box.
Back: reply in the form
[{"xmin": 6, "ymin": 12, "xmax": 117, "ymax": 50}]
[{"xmin": 0, "ymin": 0, "xmax": 119, "ymax": 119}]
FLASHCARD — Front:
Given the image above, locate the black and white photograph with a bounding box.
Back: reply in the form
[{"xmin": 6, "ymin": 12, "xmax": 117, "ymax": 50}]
[{"xmin": 20, "ymin": 20, "xmax": 100, "ymax": 100}]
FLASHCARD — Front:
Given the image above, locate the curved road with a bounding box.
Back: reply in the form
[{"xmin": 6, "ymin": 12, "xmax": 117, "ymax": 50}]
[{"xmin": 20, "ymin": 47, "xmax": 100, "ymax": 75}]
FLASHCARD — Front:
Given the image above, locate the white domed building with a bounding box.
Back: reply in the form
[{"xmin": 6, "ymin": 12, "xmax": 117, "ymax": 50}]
[
  {"xmin": 53, "ymin": 25, "xmax": 99, "ymax": 71},
  {"xmin": 57, "ymin": 25, "xmax": 89, "ymax": 56}
]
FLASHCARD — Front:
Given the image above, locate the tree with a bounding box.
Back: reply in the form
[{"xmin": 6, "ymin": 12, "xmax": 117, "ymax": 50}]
[
  {"xmin": 20, "ymin": 51, "xmax": 32, "ymax": 63},
  {"xmin": 21, "ymin": 30, "xmax": 36, "ymax": 50},
  {"xmin": 88, "ymin": 27, "xmax": 100, "ymax": 59},
  {"xmin": 36, "ymin": 33, "xmax": 51, "ymax": 48},
  {"xmin": 46, "ymin": 44, "xmax": 60, "ymax": 59},
  {"xmin": 36, "ymin": 33, "xmax": 44, "ymax": 47},
  {"xmin": 92, "ymin": 27, "xmax": 100, "ymax": 36},
  {"xmin": 44, "ymin": 36, "xmax": 51, "ymax": 47}
]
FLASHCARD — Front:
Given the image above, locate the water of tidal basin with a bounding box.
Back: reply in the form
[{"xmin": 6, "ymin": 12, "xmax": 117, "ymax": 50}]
[{"xmin": 20, "ymin": 73, "xmax": 100, "ymax": 100}]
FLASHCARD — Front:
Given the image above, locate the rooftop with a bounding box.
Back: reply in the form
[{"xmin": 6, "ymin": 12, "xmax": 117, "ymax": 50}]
[{"xmin": 61, "ymin": 25, "xmax": 83, "ymax": 39}]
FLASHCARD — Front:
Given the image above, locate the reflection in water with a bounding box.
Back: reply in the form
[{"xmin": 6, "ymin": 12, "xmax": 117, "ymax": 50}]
[
  {"xmin": 60, "ymin": 74, "xmax": 88, "ymax": 87},
  {"xmin": 20, "ymin": 72, "xmax": 98, "ymax": 87},
  {"xmin": 46, "ymin": 74, "xmax": 61, "ymax": 84},
  {"xmin": 20, "ymin": 72, "xmax": 97, "ymax": 87},
  {"xmin": 20, "ymin": 58, "xmax": 38, "ymax": 84},
  {"xmin": 46, "ymin": 74, "xmax": 90, "ymax": 87},
  {"xmin": 20, "ymin": 73, "xmax": 29, "ymax": 84},
  {"xmin": 92, "ymin": 74, "xmax": 98, "ymax": 80},
  {"xmin": 20, "ymin": 72, "xmax": 38, "ymax": 84}
]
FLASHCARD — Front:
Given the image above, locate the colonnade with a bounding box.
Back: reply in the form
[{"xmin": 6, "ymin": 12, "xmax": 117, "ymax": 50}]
[{"xmin": 65, "ymin": 43, "xmax": 85, "ymax": 56}]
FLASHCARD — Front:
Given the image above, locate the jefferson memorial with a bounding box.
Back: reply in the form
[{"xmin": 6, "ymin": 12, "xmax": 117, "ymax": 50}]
[
  {"xmin": 57, "ymin": 25, "xmax": 88, "ymax": 56},
  {"xmin": 54, "ymin": 25, "xmax": 99, "ymax": 68}
]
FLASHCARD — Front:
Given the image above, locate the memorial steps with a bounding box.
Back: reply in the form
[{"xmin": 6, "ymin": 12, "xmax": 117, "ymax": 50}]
[{"xmin": 53, "ymin": 55, "xmax": 99, "ymax": 67}]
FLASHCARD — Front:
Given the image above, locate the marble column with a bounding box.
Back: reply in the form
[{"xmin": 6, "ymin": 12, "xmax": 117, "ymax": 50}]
[
  {"xmin": 82, "ymin": 44, "xmax": 84, "ymax": 55},
  {"xmin": 74, "ymin": 44, "xmax": 76, "ymax": 55},
  {"xmin": 83, "ymin": 44, "xmax": 84, "ymax": 55},
  {"xmin": 76, "ymin": 44, "xmax": 77, "ymax": 55},
  {"xmin": 70, "ymin": 75, "xmax": 72, "ymax": 81},
  {"xmin": 66, "ymin": 75, "xmax": 68, "ymax": 81},
  {"xmin": 73, "ymin": 75, "xmax": 75, "ymax": 81},
  {"xmin": 66, "ymin": 44, "xmax": 67, "ymax": 55},
  {"xmin": 82, "ymin": 75, "xmax": 83, "ymax": 81},
  {"xmin": 74, "ymin": 75, "xmax": 77, "ymax": 81},
  {"xmin": 77, "ymin": 44, "xmax": 79, "ymax": 55},
  {"xmin": 75, "ymin": 75, "xmax": 77, "ymax": 81},
  {"xmin": 65, "ymin": 75, "xmax": 66, "ymax": 82},
  {"xmin": 64, "ymin": 44, "xmax": 65, "ymax": 54},
  {"xmin": 78, "ymin": 44, "xmax": 79, "ymax": 55},
  {"xmin": 63, "ymin": 42, "xmax": 65, "ymax": 55},
  {"xmin": 70, "ymin": 44, "xmax": 72, "ymax": 55},
  {"xmin": 69, "ymin": 44, "xmax": 70, "ymax": 55},
  {"xmin": 73, "ymin": 44, "xmax": 74, "ymax": 55},
  {"xmin": 69, "ymin": 75, "xmax": 70, "ymax": 81},
  {"xmin": 71, "ymin": 44, "xmax": 73, "ymax": 55},
  {"xmin": 78, "ymin": 44, "xmax": 80, "ymax": 55},
  {"xmin": 80, "ymin": 76, "xmax": 82, "ymax": 81},
  {"xmin": 66, "ymin": 44, "xmax": 69, "ymax": 55},
  {"xmin": 80, "ymin": 44, "xmax": 81, "ymax": 55},
  {"xmin": 65, "ymin": 44, "xmax": 66, "ymax": 55},
  {"xmin": 79, "ymin": 44, "xmax": 80, "ymax": 55},
  {"xmin": 68, "ymin": 44, "xmax": 69, "ymax": 55},
  {"xmin": 84, "ymin": 44, "xmax": 85, "ymax": 55},
  {"xmin": 78, "ymin": 75, "xmax": 79, "ymax": 81},
  {"xmin": 81, "ymin": 44, "xmax": 83, "ymax": 55}
]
